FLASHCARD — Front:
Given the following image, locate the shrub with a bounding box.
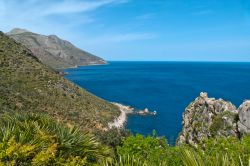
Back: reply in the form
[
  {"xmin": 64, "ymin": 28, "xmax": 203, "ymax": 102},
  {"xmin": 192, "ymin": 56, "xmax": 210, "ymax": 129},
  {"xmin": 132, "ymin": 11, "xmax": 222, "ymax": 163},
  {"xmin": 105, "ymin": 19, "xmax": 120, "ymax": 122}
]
[
  {"xmin": 95, "ymin": 128, "xmax": 131, "ymax": 148},
  {"xmin": 117, "ymin": 133, "xmax": 182, "ymax": 165},
  {"xmin": 198, "ymin": 136, "xmax": 250, "ymax": 165},
  {"xmin": 0, "ymin": 113, "xmax": 112, "ymax": 165}
]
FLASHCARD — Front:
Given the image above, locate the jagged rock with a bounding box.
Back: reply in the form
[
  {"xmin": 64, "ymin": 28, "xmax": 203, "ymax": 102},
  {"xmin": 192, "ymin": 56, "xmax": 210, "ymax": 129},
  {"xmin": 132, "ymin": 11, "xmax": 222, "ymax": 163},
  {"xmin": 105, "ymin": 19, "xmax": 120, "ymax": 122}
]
[
  {"xmin": 177, "ymin": 92, "xmax": 238, "ymax": 146},
  {"xmin": 238, "ymin": 100, "xmax": 250, "ymax": 134}
]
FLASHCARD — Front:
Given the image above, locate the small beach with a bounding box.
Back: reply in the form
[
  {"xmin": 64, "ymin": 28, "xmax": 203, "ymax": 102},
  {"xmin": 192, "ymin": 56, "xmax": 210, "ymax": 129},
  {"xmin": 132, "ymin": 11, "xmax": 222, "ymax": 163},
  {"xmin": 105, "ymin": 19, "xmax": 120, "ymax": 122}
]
[
  {"xmin": 108, "ymin": 102, "xmax": 157, "ymax": 128},
  {"xmin": 108, "ymin": 103, "xmax": 133, "ymax": 128}
]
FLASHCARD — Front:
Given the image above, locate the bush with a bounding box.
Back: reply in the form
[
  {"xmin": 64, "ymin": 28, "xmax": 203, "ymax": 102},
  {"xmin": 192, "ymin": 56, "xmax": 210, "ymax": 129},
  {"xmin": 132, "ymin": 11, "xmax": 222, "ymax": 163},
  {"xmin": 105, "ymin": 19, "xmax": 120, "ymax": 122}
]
[
  {"xmin": 0, "ymin": 113, "xmax": 112, "ymax": 165},
  {"xmin": 95, "ymin": 128, "xmax": 131, "ymax": 148},
  {"xmin": 198, "ymin": 136, "xmax": 250, "ymax": 165},
  {"xmin": 117, "ymin": 133, "xmax": 182, "ymax": 165}
]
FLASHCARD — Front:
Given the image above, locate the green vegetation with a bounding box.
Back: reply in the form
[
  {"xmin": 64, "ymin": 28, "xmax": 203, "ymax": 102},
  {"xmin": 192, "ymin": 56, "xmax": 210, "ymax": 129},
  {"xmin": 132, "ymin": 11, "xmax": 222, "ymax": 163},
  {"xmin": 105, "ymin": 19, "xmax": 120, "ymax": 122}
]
[
  {"xmin": 116, "ymin": 134, "xmax": 250, "ymax": 166},
  {"xmin": 0, "ymin": 32, "xmax": 120, "ymax": 133},
  {"xmin": 104, "ymin": 155, "xmax": 148, "ymax": 166},
  {"xmin": 209, "ymin": 115, "xmax": 224, "ymax": 135},
  {"xmin": 94, "ymin": 128, "xmax": 131, "ymax": 148},
  {"xmin": 1, "ymin": 32, "xmax": 250, "ymax": 165},
  {"xmin": 198, "ymin": 136, "xmax": 250, "ymax": 166},
  {"xmin": 180, "ymin": 149, "xmax": 242, "ymax": 166},
  {"xmin": 1, "ymin": 112, "xmax": 249, "ymax": 166},
  {"xmin": 0, "ymin": 113, "xmax": 112, "ymax": 165},
  {"xmin": 116, "ymin": 134, "xmax": 182, "ymax": 165}
]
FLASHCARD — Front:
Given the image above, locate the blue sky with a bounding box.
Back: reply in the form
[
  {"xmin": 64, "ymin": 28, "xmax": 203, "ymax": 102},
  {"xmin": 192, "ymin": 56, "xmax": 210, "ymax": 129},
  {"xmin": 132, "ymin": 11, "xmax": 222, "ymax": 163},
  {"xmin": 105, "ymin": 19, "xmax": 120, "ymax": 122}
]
[{"xmin": 0, "ymin": 0, "xmax": 250, "ymax": 61}]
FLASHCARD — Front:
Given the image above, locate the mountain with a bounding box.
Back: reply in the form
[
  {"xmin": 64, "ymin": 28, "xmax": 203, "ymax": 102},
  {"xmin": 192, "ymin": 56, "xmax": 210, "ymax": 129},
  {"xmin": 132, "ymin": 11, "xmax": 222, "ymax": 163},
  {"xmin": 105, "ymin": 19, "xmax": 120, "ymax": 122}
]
[
  {"xmin": 6, "ymin": 28, "xmax": 106, "ymax": 69},
  {"xmin": 177, "ymin": 92, "xmax": 250, "ymax": 145},
  {"xmin": 0, "ymin": 31, "xmax": 119, "ymax": 132}
]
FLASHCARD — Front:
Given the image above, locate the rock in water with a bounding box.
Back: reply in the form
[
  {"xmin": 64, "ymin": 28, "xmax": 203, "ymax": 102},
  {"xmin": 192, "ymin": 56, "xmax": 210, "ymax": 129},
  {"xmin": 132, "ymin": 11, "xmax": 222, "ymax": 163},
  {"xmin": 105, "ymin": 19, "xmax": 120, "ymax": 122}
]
[
  {"xmin": 177, "ymin": 92, "xmax": 238, "ymax": 146},
  {"xmin": 238, "ymin": 100, "xmax": 250, "ymax": 134}
]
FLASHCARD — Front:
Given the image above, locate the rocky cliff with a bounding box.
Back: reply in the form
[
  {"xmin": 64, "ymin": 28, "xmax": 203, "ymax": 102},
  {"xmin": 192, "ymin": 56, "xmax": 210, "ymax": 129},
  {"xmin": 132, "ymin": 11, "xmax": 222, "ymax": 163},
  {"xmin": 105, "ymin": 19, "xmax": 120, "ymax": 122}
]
[
  {"xmin": 177, "ymin": 92, "xmax": 250, "ymax": 146},
  {"xmin": 6, "ymin": 28, "xmax": 106, "ymax": 69},
  {"xmin": 238, "ymin": 101, "xmax": 250, "ymax": 135}
]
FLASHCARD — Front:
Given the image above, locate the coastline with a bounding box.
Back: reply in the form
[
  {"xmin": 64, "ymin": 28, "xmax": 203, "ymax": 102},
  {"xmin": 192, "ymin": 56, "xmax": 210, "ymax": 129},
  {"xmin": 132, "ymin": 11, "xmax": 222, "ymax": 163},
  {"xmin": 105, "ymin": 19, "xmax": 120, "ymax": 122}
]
[
  {"xmin": 108, "ymin": 103, "xmax": 133, "ymax": 128},
  {"xmin": 108, "ymin": 102, "xmax": 157, "ymax": 129},
  {"xmin": 61, "ymin": 62, "xmax": 157, "ymax": 130},
  {"xmin": 56, "ymin": 61, "xmax": 109, "ymax": 70}
]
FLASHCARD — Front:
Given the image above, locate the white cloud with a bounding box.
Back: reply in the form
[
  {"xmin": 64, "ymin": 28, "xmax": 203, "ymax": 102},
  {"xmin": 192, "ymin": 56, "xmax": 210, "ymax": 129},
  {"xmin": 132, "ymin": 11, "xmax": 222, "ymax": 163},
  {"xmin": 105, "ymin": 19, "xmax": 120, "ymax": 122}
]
[
  {"xmin": 108, "ymin": 33, "xmax": 156, "ymax": 42},
  {"xmin": 41, "ymin": 0, "xmax": 127, "ymax": 16},
  {"xmin": 84, "ymin": 33, "xmax": 156, "ymax": 45},
  {"xmin": 0, "ymin": 0, "xmax": 157, "ymax": 54},
  {"xmin": 0, "ymin": 0, "xmax": 128, "ymax": 34}
]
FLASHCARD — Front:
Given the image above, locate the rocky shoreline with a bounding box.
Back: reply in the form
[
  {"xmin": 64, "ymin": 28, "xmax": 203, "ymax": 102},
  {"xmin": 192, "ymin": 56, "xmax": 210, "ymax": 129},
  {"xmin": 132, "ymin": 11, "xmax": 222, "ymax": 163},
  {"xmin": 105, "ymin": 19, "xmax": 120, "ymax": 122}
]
[
  {"xmin": 108, "ymin": 102, "xmax": 157, "ymax": 129},
  {"xmin": 108, "ymin": 92, "xmax": 250, "ymax": 146}
]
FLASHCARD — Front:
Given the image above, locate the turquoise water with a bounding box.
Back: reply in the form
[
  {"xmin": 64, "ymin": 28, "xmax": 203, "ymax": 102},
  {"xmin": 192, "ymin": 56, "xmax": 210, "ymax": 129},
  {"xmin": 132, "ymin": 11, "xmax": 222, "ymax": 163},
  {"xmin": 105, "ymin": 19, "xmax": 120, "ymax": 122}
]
[{"xmin": 64, "ymin": 61, "xmax": 250, "ymax": 143}]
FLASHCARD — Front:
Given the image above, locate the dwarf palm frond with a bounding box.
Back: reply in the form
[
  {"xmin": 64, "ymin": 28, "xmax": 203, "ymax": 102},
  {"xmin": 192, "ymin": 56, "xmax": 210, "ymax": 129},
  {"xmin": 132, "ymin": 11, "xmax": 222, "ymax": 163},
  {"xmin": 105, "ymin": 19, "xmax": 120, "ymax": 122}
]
[
  {"xmin": 103, "ymin": 155, "xmax": 148, "ymax": 166},
  {"xmin": 180, "ymin": 149, "xmax": 205, "ymax": 166},
  {"xmin": 0, "ymin": 112, "xmax": 112, "ymax": 164},
  {"xmin": 180, "ymin": 148, "xmax": 247, "ymax": 166}
]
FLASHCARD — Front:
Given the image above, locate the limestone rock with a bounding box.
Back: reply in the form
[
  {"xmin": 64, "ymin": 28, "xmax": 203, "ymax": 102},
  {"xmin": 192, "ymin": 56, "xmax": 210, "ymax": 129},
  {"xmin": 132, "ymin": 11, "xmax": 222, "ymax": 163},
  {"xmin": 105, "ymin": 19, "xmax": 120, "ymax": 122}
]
[
  {"xmin": 238, "ymin": 100, "xmax": 250, "ymax": 134},
  {"xmin": 177, "ymin": 92, "xmax": 238, "ymax": 146}
]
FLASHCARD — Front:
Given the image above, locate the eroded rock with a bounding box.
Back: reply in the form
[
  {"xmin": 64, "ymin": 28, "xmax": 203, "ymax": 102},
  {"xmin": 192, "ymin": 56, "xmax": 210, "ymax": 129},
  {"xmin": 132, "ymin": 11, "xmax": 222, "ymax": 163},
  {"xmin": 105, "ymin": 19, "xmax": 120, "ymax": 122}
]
[
  {"xmin": 177, "ymin": 92, "xmax": 238, "ymax": 146},
  {"xmin": 238, "ymin": 100, "xmax": 250, "ymax": 134}
]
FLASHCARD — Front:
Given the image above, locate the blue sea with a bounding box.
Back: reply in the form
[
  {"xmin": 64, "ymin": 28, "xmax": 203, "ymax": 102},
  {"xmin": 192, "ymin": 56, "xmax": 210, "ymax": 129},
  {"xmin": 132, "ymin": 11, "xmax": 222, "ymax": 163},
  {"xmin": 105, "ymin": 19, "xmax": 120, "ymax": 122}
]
[{"xmin": 64, "ymin": 61, "xmax": 250, "ymax": 143}]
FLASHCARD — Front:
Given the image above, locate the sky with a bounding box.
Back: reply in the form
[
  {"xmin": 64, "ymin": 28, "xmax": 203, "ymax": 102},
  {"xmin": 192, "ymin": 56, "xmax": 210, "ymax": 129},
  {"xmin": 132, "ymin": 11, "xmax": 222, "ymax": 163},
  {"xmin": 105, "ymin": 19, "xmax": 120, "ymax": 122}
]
[{"xmin": 0, "ymin": 0, "xmax": 250, "ymax": 61}]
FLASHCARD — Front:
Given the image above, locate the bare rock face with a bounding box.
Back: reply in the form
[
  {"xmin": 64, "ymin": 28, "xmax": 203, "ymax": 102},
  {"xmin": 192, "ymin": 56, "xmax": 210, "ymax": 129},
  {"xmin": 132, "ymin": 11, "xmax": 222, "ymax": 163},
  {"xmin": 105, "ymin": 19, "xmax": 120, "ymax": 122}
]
[
  {"xmin": 177, "ymin": 92, "xmax": 238, "ymax": 146},
  {"xmin": 238, "ymin": 100, "xmax": 250, "ymax": 134}
]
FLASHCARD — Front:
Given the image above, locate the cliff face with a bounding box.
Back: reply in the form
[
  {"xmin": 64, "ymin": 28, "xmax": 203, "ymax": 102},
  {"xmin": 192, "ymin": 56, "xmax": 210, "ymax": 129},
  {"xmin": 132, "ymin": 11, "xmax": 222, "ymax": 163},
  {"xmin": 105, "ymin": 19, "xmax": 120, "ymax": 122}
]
[
  {"xmin": 238, "ymin": 101, "xmax": 250, "ymax": 134},
  {"xmin": 178, "ymin": 92, "xmax": 250, "ymax": 146},
  {"xmin": 6, "ymin": 28, "xmax": 106, "ymax": 69}
]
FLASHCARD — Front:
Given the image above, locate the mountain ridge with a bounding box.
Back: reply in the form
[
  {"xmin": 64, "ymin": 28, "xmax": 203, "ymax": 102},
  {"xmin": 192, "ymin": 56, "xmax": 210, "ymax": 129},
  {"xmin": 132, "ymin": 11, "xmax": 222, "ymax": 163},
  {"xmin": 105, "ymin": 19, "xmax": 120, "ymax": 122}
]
[{"xmin": 6, "ymin": 28, "xmax": 106, "ymax": 69}]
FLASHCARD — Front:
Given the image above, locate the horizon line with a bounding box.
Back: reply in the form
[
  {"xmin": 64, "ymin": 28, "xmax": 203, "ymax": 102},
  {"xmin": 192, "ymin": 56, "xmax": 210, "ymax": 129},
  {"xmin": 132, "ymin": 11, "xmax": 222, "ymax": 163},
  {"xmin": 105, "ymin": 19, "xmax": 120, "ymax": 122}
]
[{"xmin": 106, "ymin": 60, "xmax": 250, "ymax": 63}]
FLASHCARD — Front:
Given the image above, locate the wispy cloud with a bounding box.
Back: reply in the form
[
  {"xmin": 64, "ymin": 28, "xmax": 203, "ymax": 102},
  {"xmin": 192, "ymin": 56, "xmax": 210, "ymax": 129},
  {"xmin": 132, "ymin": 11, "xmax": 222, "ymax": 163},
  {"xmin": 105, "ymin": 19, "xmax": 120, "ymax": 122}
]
[
  {"xmin": 42, "ymin": 0, "xmax": 128, "ymax": 16},
  {"xmin": 85, "ymin": 33, "xmax": 157, "ymax": 44},
  {"xmin": 0, "ymin": 0, "xmax": 128, "ymax": 34},
  {"xmin": 105, "ymin": 33, "xmax": 156, "ymax": 42},
  {"xmin": 0, "ymin": 0, "xmax": 157, "ymax": 48}
]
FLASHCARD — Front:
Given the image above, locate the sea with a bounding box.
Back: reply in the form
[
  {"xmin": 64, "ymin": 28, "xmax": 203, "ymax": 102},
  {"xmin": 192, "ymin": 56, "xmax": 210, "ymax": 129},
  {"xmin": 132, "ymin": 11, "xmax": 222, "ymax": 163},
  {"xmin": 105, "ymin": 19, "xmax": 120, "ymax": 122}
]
[{"xmin": 64, "ymin": 61, "xmax": 250, "ymax": 143}]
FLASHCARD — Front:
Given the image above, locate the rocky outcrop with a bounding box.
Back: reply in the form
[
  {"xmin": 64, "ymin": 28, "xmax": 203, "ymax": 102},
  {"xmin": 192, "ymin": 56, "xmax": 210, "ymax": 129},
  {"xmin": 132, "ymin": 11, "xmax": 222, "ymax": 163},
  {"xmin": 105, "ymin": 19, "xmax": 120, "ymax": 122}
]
[
  {"xmin": 238, "ymin": 100, "xmax": 250, "ymax": 134},
  {"xmin": 6, "ymin": 28, "xmax": 106, "ymax": 69},
  {"xmin": 177, "ymin": 92, "xmax": 239, "ymax": 146}
]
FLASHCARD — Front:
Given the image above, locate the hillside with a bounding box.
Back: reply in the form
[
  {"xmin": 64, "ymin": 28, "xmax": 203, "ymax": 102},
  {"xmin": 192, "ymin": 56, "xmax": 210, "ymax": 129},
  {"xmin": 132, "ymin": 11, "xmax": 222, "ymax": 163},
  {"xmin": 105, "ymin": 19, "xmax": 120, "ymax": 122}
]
[
  {"xmin": 0, "ymin": 32, "xmax": 119, "ymax": 132},
  {"xmin": 6, "ymin": 28, "xmax": 106, "ymax": 69}
]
